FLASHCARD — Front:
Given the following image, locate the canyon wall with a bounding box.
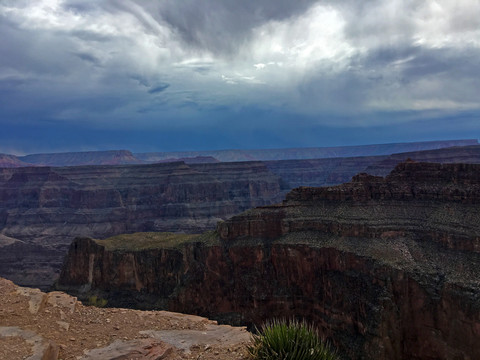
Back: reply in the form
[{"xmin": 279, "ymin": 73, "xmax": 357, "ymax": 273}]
[
  {"xmin": 58, "ymin": 161, "xmax": 480, "ymax": 359},
  {"xmin": 0, "ymin": 161, "xmax": 285, "ymax": 288},
  {"xmin": 3, "ymin": 145, "xmax": 480, "ymax": 289}
]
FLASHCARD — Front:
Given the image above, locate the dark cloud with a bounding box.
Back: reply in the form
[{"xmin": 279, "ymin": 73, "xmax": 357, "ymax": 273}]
[
  {"xmin": 148, "ymin": 83, "xmax": 170, "ymax": 94},
  {"xmin": 71, "ymin": 30, "xmax": 113, "ymax": 43},
  {"xmin": 0, "ymin": 0, "xmax": 479, "ymax": 153},
  {"xmin": 141, "ymin": 0, "xmax": 320, "ymax": 55},
  {"xmin": 74, "ymin": 52, "xmax": 102, "ymax": 66}
]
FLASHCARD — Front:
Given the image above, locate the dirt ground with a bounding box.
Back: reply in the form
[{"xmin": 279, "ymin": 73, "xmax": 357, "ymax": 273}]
[{"xmin": 0, "ymin": 277, "xmax": 251, "ymax": 360}]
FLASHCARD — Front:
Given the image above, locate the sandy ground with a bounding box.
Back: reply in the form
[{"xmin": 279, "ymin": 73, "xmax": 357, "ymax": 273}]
[{"xmin": 0, "ymin": 277, "xmax": 251, "ymax": 360}]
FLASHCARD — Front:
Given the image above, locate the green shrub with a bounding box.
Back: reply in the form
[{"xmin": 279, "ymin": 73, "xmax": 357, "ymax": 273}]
[
  {"xmin": 248, "ymin": 319, "xmax": 337, "ymax": 360},
  {"xmin": 86, "ymin": 295, "xmax": 108, "ymax": 308}
]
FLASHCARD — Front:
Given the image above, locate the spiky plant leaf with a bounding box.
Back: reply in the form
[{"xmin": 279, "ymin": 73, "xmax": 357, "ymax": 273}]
[{"xmin": 248, "ymin": 319, "xmax": 337, "ymax": 360}]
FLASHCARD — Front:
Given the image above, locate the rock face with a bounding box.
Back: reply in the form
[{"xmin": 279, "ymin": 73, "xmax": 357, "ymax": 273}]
[
  {"xmin": 58, "ymin": 161, "xmax": 480, "ymax": 359},
  {"xmin": 4, "ymin": 144, "xmax": 480, "ymax": 290},
  {"xmin": 0, "ymin": 161, "xmax": 285, "ymax": 288}
]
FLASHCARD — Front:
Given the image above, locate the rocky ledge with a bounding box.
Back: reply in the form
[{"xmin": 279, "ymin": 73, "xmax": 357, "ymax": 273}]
[
  {"xmin": 0, "ymin": 277, "xmax": 250, "ymax": 360},
  {"xmin": 58, "ymin": 161, "xmax": 480, "ymax": 359}
]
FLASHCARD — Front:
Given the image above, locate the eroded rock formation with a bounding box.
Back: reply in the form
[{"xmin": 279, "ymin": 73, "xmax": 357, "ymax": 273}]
[
  {"xmin": 0, "ymin": 161, "xmax": 285, "ymax": 288},
  {"xmin": 59, "ymin": 161, "xmax": 480, "ymax": 359},
  {"xmin": 3, "ymin": 144, "xmax": 480, "ymax": 290}
]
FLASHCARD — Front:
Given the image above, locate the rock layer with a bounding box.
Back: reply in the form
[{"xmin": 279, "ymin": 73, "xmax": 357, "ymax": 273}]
[
  {"xmin": 59, "ymin": 161, "xmax": 480, "ymax": 359},
  {"xmin": 3, "ymin": 144, "xmax": 480, "ymax": 290},
  {"xmin": 0, "ymin": 161, "xmax": 285, "ymax": 288}
]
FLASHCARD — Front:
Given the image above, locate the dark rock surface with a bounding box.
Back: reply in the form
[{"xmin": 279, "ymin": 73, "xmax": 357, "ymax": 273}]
[
  {"xmin": 0, "ymin": 161, "xmax": 285, "ymax": 288},
  {"xmin": 156, "ymin": 156, "xmax": 220, "ymax": 164},
  {"xmin": 59, "ymin": 161, "xmax": 480, "ymax": 359}
]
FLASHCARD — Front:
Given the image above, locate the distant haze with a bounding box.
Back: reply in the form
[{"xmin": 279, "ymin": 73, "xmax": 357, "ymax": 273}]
[{"xmin": 1, "ymin": 139, "xmax": 477, "ymax": 167}]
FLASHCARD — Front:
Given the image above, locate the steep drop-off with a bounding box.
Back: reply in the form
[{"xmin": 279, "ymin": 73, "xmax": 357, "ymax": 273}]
[
  {"xmin": 0, "ymin": 161, "xmax": 285, "ymax": 288},
  {"xmin": 4, "ymin": 144, "xmax": 480, "ymax": 290},
  {"xmin": 59, "ymin": 161, "xmax": 480, "ymax": 359}
]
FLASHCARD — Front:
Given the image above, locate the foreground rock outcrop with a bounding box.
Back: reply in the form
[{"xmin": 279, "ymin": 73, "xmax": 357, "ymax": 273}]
[
  {"xmin": 0, "ymin": 277, "xmax": 250, "ymax": 360},
  {"xmin": 59, "ymin": 161, "xmax": 480, "ymax": 359}
]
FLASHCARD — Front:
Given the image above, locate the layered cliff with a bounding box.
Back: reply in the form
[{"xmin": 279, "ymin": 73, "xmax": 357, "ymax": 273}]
[
  {"xmin": 0, "ymin": 161, "xmax": 285, "ymax": 288},
  {"xmin": 58, "ymin": 161, "xmax": 480, "ymax": 359},
  {"xmin": 4, "ymin": 143, "xmax": 480, "ymax": 290}
]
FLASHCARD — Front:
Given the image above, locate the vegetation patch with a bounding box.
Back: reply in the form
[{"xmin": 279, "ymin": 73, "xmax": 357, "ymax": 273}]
[
  {"xmin": 86, "ymin": 295, "xmax": 108, "ymax": 308},
  {"xmin": 95, "ymin": 230, "xmax": 219, "ymax": 251},
  {"xmin": 248, "ymin": 319, "xmax": 337, "ymax": 360}
]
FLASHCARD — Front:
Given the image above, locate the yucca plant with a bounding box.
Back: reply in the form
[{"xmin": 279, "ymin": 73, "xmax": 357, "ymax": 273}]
[{"xmin": 248, "ymin": 319, "xmax": 337, "ymax": 360}]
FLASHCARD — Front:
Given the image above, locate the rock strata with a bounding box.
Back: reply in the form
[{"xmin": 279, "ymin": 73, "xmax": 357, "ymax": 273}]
[
  {"xmin": 4, "ymin": 145, "xmax": 480, "ymax": 290},
  {"xmin": 0, "ymin": 161, "xmax": 285, "ymax": 288},
  {"xmin": 59, "ymin": 161, "xmax": 480, "ymax": 359}
]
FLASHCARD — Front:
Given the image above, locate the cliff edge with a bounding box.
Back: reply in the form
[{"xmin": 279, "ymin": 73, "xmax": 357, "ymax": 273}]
[
  {"xmin": 58, "ymin": 161, "xmax": 480, "ymax": 359},
  {"xmin": 0, "ymin": 277, "xmax": 249, "ymax": 360}
]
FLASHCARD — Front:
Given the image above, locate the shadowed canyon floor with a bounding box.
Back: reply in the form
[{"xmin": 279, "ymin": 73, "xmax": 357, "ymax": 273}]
[{"xmin": 0, "ymin": 277, "xmax": 250, "ymax": 360}]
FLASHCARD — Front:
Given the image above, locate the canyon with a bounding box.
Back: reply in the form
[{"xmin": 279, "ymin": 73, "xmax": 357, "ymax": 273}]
[
  {"xmin": 2, "ymin": 142, "xmax": 480, "ymax": 290},
  {"xmin": 0, "ymin": 161, "xmax": 285, "ymax": 288},
  {"xmin": 58, "ymin": 161, "xmax": 480, "ymax": 359}
]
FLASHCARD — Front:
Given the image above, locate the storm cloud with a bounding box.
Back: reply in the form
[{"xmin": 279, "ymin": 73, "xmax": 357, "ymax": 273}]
[{"xmin": 0, "ymin": 0, "xmax": 479, "ymax": 153}]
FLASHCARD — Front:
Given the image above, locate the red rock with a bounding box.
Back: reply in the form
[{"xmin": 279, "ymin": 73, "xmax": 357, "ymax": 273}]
[{"xmin": 58, "ymin": 161, "xmax": 480, "ymax": 359}]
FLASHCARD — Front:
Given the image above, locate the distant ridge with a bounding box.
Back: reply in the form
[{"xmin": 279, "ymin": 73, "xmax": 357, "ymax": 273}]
[
  {"xmin": 19, "ymin": 150, "xmax": 145, "ymax": 167},
  {"xmin": 0, "ymin": 153, "xmax": 33, "ymax": 168},
  {"xmin": 366, "ymin": 145, "xmax": 480, "ymax": 176},
  {"xmin": 135, "ymin": 139, "xmax": 479, "ymax": 162},
  {"xmin": 0, "ymin": 139, "xmax": 477, "ymax": 168}
]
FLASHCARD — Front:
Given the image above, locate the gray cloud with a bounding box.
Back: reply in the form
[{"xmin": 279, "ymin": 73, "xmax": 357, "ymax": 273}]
[
  {"xmin": 74, "ymin": 52, "xmax": 102, "ymax": 66},
  {"xmin": 0, "ymin": 0, "xmax": 479, "ymax": 152},
  {"xmin": 143, "ymin": 0, "xmax": 320, "ymax": 55},
  {"xmin": 148, "ymin": 83, "xmax": 170, "ymax": 94}
]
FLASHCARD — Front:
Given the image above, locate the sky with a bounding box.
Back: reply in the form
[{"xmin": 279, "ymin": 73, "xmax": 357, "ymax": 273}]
[{"xmin": 1, "ymin": 0, "xmax": 479, "ymax": 154}]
